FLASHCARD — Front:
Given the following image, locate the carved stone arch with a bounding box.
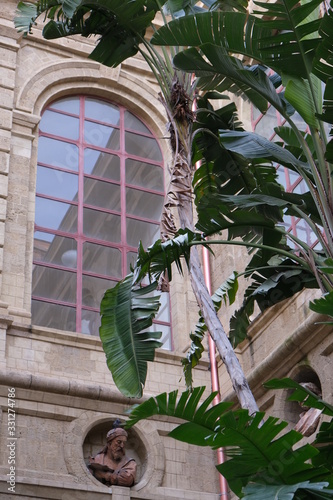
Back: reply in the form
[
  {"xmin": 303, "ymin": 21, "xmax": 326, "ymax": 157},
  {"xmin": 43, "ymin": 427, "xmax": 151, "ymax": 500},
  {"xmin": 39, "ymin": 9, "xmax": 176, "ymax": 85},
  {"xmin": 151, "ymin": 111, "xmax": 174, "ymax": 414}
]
[
  {"xmin": 63, "ymin": 411, "xmax": 165, "ymax": 490},
  {"xmin": 273, "ymin": 362, "xmax": 322, "ymax": 436},
  {"xmin": 15, "ymin": 59, "xmax": 168, "ymax": 157}
]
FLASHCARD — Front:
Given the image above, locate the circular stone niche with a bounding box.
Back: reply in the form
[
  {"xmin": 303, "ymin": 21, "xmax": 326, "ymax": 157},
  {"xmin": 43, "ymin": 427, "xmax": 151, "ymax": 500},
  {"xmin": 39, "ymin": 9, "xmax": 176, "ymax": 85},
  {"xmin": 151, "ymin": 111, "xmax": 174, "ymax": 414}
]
[{"xmin": 83, "ymin": 420, "xmax": 147, "ymax": 484}]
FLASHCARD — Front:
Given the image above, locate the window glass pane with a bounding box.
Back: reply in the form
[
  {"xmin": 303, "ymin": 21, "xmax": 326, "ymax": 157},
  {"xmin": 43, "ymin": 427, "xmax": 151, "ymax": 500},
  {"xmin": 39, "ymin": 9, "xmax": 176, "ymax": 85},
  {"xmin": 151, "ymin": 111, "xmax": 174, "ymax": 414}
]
[
  {"xmin": 84, "ymin": 178, "xmax": 120, "ymax": 211},
  {"xmin": 125, "ymin": 132, "xmax": 162, "ymax": 161},
  {"xmin": 288, "ymin": 170, "xmax": 300, "ymax": 189},
  {"xmin": 157, "ymin": 292, "xmax": 170, "ymax": 323},
  {"xmin": 254, "ymin": 106, "xmax": 277, "ymax": 139},
  {"xmin": 85, "ymin": 99, "xmax": 120, "ymax": 125},
  {"xmin": 146, "ymin": 323, "xmax": 172, "ymax": 350},
  {"xmin": 126, "ymin": 218, "xmax": 160, "ymax": 247},
  {"xmin": 158, "ymin": 324, "xmax": 172, "ymax": 350},
  {"xmin": 84, "ymin": 149, "xmax": 120, "ymax": 181},
  {"xmin": 83, "ymin": 242, "xmax": 122, "ymax": 277},
  {"xmin": 36, "ymin": 166, "xmax": 78, "ymax": 201},
  {"xmin": 34, "ymin": 231, "xmax": 77, "ymax": 268},
  {"xmin": 38, "ymin": 137, "xmax": 79, "ymax": 171},
  {"xmin": 124, "ymin": 111, "xmax": 151, "ymax": 134},
  {"xmin": 35, "ymin": 198, "xmax": 77, "ymax": 233},
  {"xmin": 126, "ymin": 159, "xmax": 163, "ymax": 191},
  {"xmin": 32, "ymin": 265, "xmax": 76, "ymax": 303},
  {"xmin": 82, "ymin": 275, "xmax": 116, "ymax": 308},
  {"xmin": 39, "ymin": 110, "xmax": 79, "ymax": 139},
  {"xmin": 145, "ymin": 289, "xmax": 170, "ymax": 322},
  {"xmin": 32, "ymin": 300, "xmax": 76, "ymax": 332},
  {"xmin": 81, "ymin": 309, "xmax": 101, "ymax": 336},
  {"xmin": 126, "ymin": 188, "xmax": 164, "ymax": 219},
  {"xmin": 83, "ymin": 208, "xmax": 121, "ymax": 241},
  {"xmin": 84, "ymin": 121, "xmax": 120, "ymax": 149},
  {"xmin": 49, "ymin": 97, "xmax": 80, "ymax": 115}
]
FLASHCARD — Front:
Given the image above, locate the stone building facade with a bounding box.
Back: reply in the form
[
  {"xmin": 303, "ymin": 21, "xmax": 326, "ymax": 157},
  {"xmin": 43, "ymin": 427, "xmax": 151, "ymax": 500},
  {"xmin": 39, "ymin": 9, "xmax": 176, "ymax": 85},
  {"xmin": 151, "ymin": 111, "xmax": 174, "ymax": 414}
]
[{"xmin": 0, "ymin": 1, "xmax": 332, "ymax": 499}]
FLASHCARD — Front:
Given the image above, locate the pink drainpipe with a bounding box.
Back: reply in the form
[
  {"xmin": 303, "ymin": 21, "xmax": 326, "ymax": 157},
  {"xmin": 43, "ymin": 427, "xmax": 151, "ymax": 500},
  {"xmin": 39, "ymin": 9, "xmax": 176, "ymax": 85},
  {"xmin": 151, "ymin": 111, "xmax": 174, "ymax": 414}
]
[{"xmin": 202, "ymin": 245, "xmax": 229, "ymax": 498}]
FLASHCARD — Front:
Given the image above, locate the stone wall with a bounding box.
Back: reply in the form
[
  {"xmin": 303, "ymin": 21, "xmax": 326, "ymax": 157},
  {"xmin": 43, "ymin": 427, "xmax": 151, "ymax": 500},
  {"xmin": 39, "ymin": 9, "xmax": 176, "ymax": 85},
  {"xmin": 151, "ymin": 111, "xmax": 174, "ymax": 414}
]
[{"xmin": 0, "ymin": 1, "xmax": 332, "ymax": 499}]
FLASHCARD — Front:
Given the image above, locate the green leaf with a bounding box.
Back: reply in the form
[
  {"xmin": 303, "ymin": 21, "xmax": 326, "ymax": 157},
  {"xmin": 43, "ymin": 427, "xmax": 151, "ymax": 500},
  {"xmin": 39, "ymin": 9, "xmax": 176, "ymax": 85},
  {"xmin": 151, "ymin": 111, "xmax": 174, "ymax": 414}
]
[
  {"xmin": 283, "ymin": 74, "xmax": 320, "ymax": 128},
  {"xmin": 264, "ymin": 378, "xmax": 333, "ymax": 416},
  {"xmin": 243, "ymin": 481, "xmax": 333, "ymax": 500},
  {"xmin": 309, "ymin": 292, "xmax": 333, "ymax": 319},
  {"xmin": 14, "ymin": 2, "xmax": 39, "ymax": 33},
  {"xmin": 125, "ymin": 386, "xmax": 233, "ymax": 433},
  {"xmin": 218, "ymin": 130, "xmax": 309, "ymax": 171},
  {"xmin": 99, "ymin": 275, "xmax": 163, "ymax": 398},
  {"xmin": 126, "ymin": 386, "xmax": 332, "ymax": 498}
]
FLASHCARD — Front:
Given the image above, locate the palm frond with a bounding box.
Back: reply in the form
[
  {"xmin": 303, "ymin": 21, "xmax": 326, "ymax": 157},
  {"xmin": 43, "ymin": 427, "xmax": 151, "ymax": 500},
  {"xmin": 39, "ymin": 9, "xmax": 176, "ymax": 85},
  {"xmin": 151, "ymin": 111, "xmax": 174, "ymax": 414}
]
[{"xmin": 125, "ymin": 385, "xmax": 333, "ymax": 498}]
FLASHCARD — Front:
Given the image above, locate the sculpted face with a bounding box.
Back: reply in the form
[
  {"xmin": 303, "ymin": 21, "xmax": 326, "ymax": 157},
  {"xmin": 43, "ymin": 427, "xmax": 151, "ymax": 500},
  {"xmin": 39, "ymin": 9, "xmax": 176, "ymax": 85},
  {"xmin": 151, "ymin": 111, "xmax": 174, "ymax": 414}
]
[{"xmin": 108, "ymin": 435, "xmax": 127, "ymax": 462}]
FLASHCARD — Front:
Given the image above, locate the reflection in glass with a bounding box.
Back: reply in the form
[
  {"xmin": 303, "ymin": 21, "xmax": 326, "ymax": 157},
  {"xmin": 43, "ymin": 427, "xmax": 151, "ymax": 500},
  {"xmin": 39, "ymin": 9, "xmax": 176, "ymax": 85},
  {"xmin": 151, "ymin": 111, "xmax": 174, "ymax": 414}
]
[
  {"xmin": 32, "ymin": 300, "xmax": 77, "ymax": 332},
  {"xmin": 83, "ymin": 242, "xmax": 122, "ymax": 277},
  {"xmin": 125, "ymin": 132, "xmax": 162, "ymax": 161},
  {"xmin": 39, "ymin": 110, "xmax": 79, "ymax": 139},
  {"xmin": 83, "ymin": 208, "xmax": 121, "ymax": 241},
  {"xmin": 126, "ymin": 188, "xmax": 164, "ymax": 219},
  {"xmin": 124, "ymin": 111, "xmax": 151, "ymax": 134},
  {"xmin": 126, "ymin": 159, "xmax": 163, "ymax": 191},
  {"xmin": 84, "ymin": 178, "xmax": 120, "ymax": 211},
  {"xmin": 37, "ymin": 166, "xmax": 78, "ymax": 201},
  {"xmin": 50, "ymin": 97, "xmax": 80, "ymax": 115},
  {"xmin": 38, "ymin": 137, "xmax": 79, "ymax": 171},
  {"xmin": 32, "ymin": 265, "xmax": 76, "ymax": 303},
  {"xmin": 147, "ymin": 323, "xmax": 172, "ymax": 350},
  {"xmin": 35, "ymin": 96, "xmax": 169, "ymax": 344},
  {"xmin": 254, "ymin": 106, "xmax": 278, "ymax": 139},
  {"xmin": 35, "ymin": 198, "xmax": 77, "ymax": 233},
  {"xmin": 84, "ymin": 149, "xmax": 120, "ymax": 180},
  {"xmin": 85, "ymin": 99, "xmax": 120, "ymax": 125},
  {"xmin": 126, "ymin": 218, "xmax": 160, "ymax": 248},
  {"xmin": 84, "ymin": 121, "xmax": 120, "ymax": 149},
  {"xmin": 81, "ymin": 309, "xmax": 101, "ymax": 336},
  {"xmin": 82, "ymin": 276, "xmax": 116, "ymax": 308},
  {"xmin": 34, "ymin": 231, "xmax": 77, "ymax": 268}
]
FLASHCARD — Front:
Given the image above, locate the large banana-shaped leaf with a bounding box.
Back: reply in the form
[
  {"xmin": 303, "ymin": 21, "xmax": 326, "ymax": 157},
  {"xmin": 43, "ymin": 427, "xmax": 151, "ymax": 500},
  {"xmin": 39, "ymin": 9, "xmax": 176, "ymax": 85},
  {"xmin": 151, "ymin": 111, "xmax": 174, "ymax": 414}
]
[
  {"xmin": 125, "ymin": 385, "xmax": 333, "ymax": 498},
  {"xmin": 16, "ymin": 0, "xmax": 158, "ymax": 67},
  {"xmin": 243, "ymin": 481, "xmax": 333, "ymax": 500},
  {"xmin": 152, "ymin": 0, "xmax": 324, "ymax": 78},
  {"xmin": 99, "ymin": 275, "xmax": 163, "ymax": 398},
  {"xmin": 151, "ymin": 0, "xmax": 330, "ymax": 124},
  {"xmin": 218, "ymin": 130, "xmax": 309, "ymax": 171},
  {"xmin": 229, "ymin": 262, "xmax": 318, "ymax": 346}
]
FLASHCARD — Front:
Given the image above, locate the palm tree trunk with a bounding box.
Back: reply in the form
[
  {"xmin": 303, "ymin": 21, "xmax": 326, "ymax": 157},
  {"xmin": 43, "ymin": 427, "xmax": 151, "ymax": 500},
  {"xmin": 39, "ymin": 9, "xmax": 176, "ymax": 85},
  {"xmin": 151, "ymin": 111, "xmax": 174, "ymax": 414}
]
[
  {"xmin": 165, "ymin": 75, "xmax": 259, "ymax": 414},
  {"xmin": 177, "ymin": 165, "xmax": 259, "ymax": 414}
]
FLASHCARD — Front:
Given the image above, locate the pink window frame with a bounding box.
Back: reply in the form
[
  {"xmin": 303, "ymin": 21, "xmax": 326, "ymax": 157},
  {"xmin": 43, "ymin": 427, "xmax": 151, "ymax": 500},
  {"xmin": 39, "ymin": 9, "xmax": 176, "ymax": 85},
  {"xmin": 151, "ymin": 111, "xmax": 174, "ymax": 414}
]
[{"xmin": 33, "ymin": 95, "xmax": 172, "ymax": 339}]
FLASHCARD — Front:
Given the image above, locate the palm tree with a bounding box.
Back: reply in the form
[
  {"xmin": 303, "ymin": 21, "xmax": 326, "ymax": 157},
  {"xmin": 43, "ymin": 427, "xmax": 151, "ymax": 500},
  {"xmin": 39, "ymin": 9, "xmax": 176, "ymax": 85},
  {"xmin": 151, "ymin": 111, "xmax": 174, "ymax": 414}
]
[{"xmin": 15, "ymin": 0, "xmax": 332, "ymax": 414}]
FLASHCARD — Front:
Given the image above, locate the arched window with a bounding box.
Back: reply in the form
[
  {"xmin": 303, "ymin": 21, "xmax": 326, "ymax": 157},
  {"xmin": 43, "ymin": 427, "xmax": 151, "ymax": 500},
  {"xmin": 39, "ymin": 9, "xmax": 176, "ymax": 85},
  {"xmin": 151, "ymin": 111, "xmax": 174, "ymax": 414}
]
[{"xmin": 32, "ymin": 95, "xmax": 171, "ymax": 347}]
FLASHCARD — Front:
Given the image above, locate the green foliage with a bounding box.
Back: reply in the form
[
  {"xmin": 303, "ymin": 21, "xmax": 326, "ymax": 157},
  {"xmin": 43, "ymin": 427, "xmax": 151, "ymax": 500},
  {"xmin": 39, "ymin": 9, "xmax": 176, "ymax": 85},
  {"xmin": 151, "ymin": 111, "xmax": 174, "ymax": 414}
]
[
  {"xmin": 15, "ymin": 0, "xmax": 158, "ymax": 67},
  {"xmin": 125, "ymin": 380, "xmax": 333, "ymax": 498},
  {"xmin": 99, "ymin": 275, "xmax": 162, "ymax": 398},
  {"xmin": 15, "ymin": 0, "xmax": 333, "ymax": 415}
]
